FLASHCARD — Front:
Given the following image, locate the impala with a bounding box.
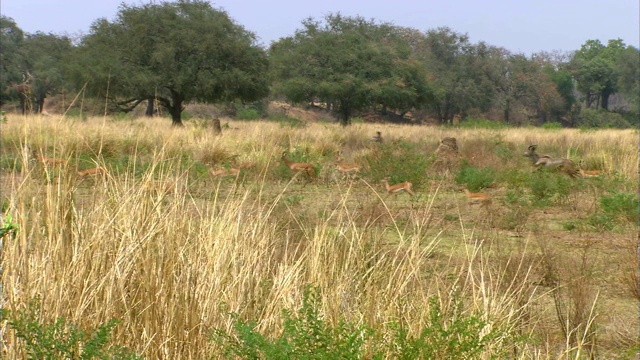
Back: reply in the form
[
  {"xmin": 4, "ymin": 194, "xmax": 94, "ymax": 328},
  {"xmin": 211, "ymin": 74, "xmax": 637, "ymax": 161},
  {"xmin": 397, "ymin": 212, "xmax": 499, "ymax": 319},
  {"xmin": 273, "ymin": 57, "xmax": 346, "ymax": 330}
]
[
  {"xmin": 335, "ymin": 151, "xmax": 361, "ymax": 177},
  {"xmin": 280, "ymin": 152, "xmax": 315, "ymax": 178},
  {"xmin": 26, "ymin": 145, "xmax": 65, "ymax": 167},
  {"xmin": 381, "ymin": 178, "xmax": 415, "ymax": 197},
  {"xmin": 77, "ymin": 166, "xmax": 108, "ymax": 177},
  {"xmin": 209, "ymin": 167, "xmax": 240, "ymax": 178},
  {"xmin": 579, "ymin": 161, "xmax": 603, "ymax": 178},
  {"xmin": 523, "ymin": 145, "xmax": 581, "ymax": 178},
  {"xmin": 462, "ymin": 187, "xmax": 491, "ymax": 207}
]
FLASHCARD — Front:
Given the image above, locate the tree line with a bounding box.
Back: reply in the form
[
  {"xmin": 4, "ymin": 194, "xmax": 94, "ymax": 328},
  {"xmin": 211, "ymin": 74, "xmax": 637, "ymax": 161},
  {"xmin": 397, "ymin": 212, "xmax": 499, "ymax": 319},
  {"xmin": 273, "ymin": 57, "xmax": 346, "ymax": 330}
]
[{"xmin": 1, "ymin": 0, "xmax": 638, "ymax": 127}]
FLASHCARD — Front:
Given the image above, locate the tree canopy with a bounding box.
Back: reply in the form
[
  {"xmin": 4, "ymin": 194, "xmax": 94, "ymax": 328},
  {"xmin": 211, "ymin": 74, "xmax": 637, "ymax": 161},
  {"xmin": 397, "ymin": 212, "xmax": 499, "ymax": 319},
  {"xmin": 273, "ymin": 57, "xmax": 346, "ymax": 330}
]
[
  {"xmin": 269, "ymin": 13, "xmax": 430, "ymax": 126},
  {"xmin": 80, "ymin": 0, "xmax": 269, "ymax": 125}
]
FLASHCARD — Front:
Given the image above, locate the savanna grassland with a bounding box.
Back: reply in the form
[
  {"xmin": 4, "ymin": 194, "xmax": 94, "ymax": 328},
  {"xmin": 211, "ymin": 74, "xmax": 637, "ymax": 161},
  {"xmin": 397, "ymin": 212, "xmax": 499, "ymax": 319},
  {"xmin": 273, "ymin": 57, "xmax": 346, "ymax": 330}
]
[{"xmin": 0, "ymin": 114, "xmax": 638, "ymax": 359}]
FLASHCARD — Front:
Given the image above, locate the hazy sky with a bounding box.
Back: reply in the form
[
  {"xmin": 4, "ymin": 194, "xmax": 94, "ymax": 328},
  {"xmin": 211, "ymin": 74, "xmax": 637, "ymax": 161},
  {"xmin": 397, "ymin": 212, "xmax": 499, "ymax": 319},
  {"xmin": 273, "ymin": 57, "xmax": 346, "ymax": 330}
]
[{"xmin": 3, "ymin": 0, "xmax": 638, "ymax": 54}]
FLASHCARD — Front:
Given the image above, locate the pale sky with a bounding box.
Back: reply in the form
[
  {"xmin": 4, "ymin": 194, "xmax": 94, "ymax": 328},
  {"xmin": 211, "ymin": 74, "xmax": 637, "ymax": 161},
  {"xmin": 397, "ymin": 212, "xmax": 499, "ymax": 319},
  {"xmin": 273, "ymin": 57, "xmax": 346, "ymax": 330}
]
[{"xmin": 2, "ymin": 0, "xmax": 638, "ymax": 54}]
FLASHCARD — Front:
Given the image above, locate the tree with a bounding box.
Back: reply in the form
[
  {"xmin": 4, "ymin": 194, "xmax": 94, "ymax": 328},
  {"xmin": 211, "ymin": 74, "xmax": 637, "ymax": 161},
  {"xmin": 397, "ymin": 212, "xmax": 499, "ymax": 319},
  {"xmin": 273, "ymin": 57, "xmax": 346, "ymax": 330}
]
[
  {"xmin": 269, "ymin": 14, "xmax": 429, "ymax": 126},
  {"xmin": 570, "ymin": 39, "xmax": 626, "ymax": 110},
  {"xmin": 21, "ymin": 32, "xmax": 73, "ymax": 113},
  {"xmin": 80, "ymin": 0, "xmax": 269, "ymax": 126},
  {"xmin": 415, "ymin": 28, "xmax": 495, "ymax": 124},
  {"xmin": 0, "ymin": 16, "xmax": 27, "ymax": 110},
  {"xmin": 615, "ymin": 45, "xmax": 640, "ymax": 114}
]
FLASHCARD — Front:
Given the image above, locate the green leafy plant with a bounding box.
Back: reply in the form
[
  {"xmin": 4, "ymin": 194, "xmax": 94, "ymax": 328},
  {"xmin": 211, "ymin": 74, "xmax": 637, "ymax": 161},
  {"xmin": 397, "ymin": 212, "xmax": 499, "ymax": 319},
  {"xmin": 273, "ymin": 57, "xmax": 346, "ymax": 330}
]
[
  {"xmin": 1, "ymin": 299, "xmax": 141, "ymax": 359},
  {"xmin": 384, "ymin": 296, "xmax": 502, "ymax": 359},
  {"xmin": 364, "ymin": 140, "xmax": 432, "ymax": 188},
  {"xmin": 0, "ymin": 213, "xmax": 19, "ymax": 238},
  {"xmin": 211, "ymin": 286, "xmax": 369, "ymax": 359},
  {"xmin": 455, "ymin": 161, "xmax": 496, "ymax": 192},
  {"xmin": 599, "ymin": 192, "xmax": 638, "ymax": 223}
]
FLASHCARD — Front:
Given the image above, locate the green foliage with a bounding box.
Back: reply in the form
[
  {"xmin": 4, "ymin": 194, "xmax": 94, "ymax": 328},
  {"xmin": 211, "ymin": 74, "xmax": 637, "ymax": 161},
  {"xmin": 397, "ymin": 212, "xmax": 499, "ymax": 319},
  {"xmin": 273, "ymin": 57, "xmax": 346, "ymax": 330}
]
[
  {"xmin": 211, "ymin": 286, "xmax": 369, "ymax": 359},
  {"xmin": 384, "ymin": 296, "xmax": 501, "ymax": 359},
  {"xmin": 1, "ymin": 299, "xmax": 141, "ymax": 359},
  {"xmin": 541, "ymin": 121, "xmax": 563, "ymax": 129},
  {"xmin": 364, "ymin": 140, "xmax": 432, "ymax": 188},
  {"xmin": 211, "ymin": 287, "xmax": 502, "ymax": 359},
  {"xmin": 577, "ymin": 108, "xmax": 631, "ymax": 128},
  {"xmin": 0, "ymin": 213, "xmax": 19, "ymax": 238},
  {"xmin": 0, "ymin": 110, "xmax": 7, "ymax": 123},
  {"xmin": 525, "ymin": 171, "xmax": 571, "ymax": 206},
  {"xmin": 81, "ymin": 0, "xmax": 269, "ymax": 125},
  {"xmin": 457, "ymin": 117, "xmax": 509, "ymax": 129},
  {"xmin": 598, "ymin": 192, "xmax": 639, "ymax": 223},
  {"xmin": 454, "ymin": 161, "xmax": 496, "ymax": 192},
  {"xmin": 269, "ymin": 13, "xmax": 429, "ymax": 126}
]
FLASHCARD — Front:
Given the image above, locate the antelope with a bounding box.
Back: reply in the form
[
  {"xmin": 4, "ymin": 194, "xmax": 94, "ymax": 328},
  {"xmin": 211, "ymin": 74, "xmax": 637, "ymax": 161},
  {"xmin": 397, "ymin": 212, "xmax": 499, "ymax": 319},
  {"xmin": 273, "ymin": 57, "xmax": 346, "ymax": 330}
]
[
  {"xmin": 371, "ymin": 131, "xmax": 383, "ymax": 143},
  {"xmin": 580, "ymin": 169, "xmax": 602, "ymax": 178},
  {"xmin": 462, "ymin": 187, "xmax": 492, "ymax": 207},
  {"xmin": 523, "ymin": 145, "xmax": 581, "ymax": 178},
  {"xmin": 209, "ymin": 167, "xmax": 240, "ymax": 178},
  {"xmin": 280, "ymin": 152, "xmax": 315, "ymax": 178},
  {"xmin": 335, "ymin": 151, "xmax": 361, "ymax": 177},
  {"xmin": 381, "ymin": 178, "xmax": 415, "ymax": 197},
  {"xmin": 579, "ymin": 160, "xmax": 603, "ymax": 178},
  {"xmin": 26, "ymin": 145, "xmax": 65, "ymax": 167},
  {"xmin": 77, "ymin": 166, "xmax": 108, "ymax": 177}
]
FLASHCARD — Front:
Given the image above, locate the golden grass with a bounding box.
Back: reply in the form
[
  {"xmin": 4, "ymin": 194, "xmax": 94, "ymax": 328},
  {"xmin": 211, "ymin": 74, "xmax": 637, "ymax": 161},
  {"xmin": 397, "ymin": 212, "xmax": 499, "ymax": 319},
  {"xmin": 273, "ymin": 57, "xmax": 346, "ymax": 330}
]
[{"xmin": 1, "ymin": 114, "xmax": 637, "ymax": 358}]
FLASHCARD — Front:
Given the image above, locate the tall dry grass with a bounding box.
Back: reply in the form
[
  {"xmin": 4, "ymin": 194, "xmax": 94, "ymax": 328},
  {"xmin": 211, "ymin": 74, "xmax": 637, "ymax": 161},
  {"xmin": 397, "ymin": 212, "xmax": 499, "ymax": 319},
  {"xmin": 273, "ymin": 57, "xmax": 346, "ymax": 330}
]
[{"xmin": 0, "ymin": 114, "xmax": 637, "ymax": 358}]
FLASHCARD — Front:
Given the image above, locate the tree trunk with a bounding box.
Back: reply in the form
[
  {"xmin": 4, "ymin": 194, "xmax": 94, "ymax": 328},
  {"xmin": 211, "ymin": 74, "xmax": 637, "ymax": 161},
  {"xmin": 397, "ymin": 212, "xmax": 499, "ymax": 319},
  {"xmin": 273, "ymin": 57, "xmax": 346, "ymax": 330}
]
[
  {"xmin": 35, "ymin": 95, "xmax": 45, "ymax": 113},
  {"xmin": 601, "ymin": 92, "xmax": 610, "ymax": 111},
  {"xmin": 169, "ymin": 104, "xmax": 183, "ymax": 126},
  {"xmin": 338, "ymin": 101, "xmax": 351, "ymax": 126},
  {"xmin": 145, "ymin": 97, "xmax": 155, "ymax": 117}
]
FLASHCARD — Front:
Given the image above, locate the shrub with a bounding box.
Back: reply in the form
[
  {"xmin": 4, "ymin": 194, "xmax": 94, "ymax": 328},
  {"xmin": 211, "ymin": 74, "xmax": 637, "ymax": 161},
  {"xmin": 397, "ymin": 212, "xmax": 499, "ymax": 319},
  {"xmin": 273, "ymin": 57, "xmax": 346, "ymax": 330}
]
[
  {"xmin": 211, "ymin": 286, "xmax": 369, "ymax": 359},
  {"xmin": 454, "ymin": 161, "xmax": 496, "ymax": 192},
  {"xmin": 1, "ymin": 299, "xmax": 141, "ymax": 359},
  {"xmin": 364, "ymin": 140, "xmax": 432, "ymax": 188},
  {"xmin": 577, "ymin": 108, "xmax": 631, "ymax": 128},
  {"xmin": 211, "ymin": 287, "xmax": 504, "ymax": 359},
  {"xmin": 541, "ymin": 122, "xmax": 563, "ymax": 129},
  {"xmin": 525, "ymin": 171, "xmax": 571, "ymax": 206},
  {"xmin": 599, "ymin": 192, "xmax": 639, "ymax": 223},
  {"xmin": 457, "ymin": 117, "xmax": 509, "ymax": 129}
]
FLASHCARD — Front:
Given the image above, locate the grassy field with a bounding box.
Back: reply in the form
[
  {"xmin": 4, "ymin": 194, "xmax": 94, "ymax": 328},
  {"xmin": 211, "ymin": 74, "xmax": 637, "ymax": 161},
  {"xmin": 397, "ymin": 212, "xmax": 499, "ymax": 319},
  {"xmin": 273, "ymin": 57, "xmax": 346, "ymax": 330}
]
[{"xmin": 0, "ymin": 114, "xmax": 638, "ymax": 358}]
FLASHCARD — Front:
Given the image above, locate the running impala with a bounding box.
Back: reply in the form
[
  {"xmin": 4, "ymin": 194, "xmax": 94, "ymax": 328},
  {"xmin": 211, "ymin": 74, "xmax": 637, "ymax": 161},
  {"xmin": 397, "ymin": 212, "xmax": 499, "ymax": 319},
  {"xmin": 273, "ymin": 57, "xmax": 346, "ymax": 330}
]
[
  {"xmin": 335, "ymin": 151, "xmax": 361, "ymax": 177},
  {"xmin": 381, "ymin": 178, "xmax": 415, "ymax": 197},
  {"xmin": 462, "ymin": 187, "xmax": 491, "ymax": 207},
  {"xmin": 281, "ymin": 151, "xmax": 315, "ymax": 178}
]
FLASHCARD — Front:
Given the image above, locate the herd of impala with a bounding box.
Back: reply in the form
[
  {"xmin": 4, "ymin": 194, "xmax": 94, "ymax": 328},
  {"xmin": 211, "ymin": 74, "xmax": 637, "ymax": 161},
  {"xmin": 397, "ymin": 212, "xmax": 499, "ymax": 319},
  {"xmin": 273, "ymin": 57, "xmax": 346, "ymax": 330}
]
[{"xmin": 24, "ymin": 134, "xmax": 604, "ymax": 206}]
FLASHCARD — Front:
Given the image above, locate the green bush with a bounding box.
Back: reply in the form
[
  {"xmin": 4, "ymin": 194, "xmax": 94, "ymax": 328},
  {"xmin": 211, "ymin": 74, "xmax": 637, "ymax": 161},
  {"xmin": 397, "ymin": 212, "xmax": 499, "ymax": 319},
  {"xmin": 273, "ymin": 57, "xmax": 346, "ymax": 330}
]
[
  {"xmin": 1, "ymin": 299, "xmax": 141, "ymax": 359},
  {"xmin": 210, "ymin": 286, "xmax": 504, "ymax": 359},
  {"xmin": 525, "ymin": 171, "xmax": 571, "ymax": 206},
  {"xmin": 457, "ymin": 117, "xmax": 510, "ymax": 129},
  {"xmin": 577, "ymin": 108, "xmax": 632, "ymax": 128},
  {"xmin": 454, "ymin": 161, "xmax": 496, "ymax": 192},
  {"xmin": 599, "ymin": 192, "xmax": 638, "ymax": 223},
  {"xmin": 211, "ymin": 287, "xmax": 369, "ymax": 359},
  {"xmin": 541, "ymin": 122, "xmax": 563, "ymax": 129},
  {"xmin": 364, "ymin": 140, "xmax": 432, "ymax": 188}
]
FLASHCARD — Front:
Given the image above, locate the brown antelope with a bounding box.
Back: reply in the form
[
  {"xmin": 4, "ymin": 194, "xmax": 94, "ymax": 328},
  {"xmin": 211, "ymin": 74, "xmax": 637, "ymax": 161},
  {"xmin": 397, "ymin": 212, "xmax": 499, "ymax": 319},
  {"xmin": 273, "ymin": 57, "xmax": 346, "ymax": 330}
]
[
  {"xmin": 523, "ymin": 145, "xmax": 581, "ymax": 178},
  {"xmin": 27, "ymin": 145, "xmax": 65, "ymax": 167},
  {"xmin": 462, "ymin": 187, "xmax": 492, "ymax": 207},
  {"xmin": 281, "ymin": 152, "xmax": 315, "ymax": 178},
  {"xmin": 579, "ymin": 160, "xmax": 603, "ymax": 178},
  {"xmin": 77, "ymin": 166, "xmax": 108, "ymax": 177},
  {"xmin": 209, "ymin": 167, "xmax": 240, "ymax": 178},
  {"xmin": 381, "ymin": 178, "xmax": 415, "ymax": 197},
  {"xmin": 335, "ymin": 151, "xmax": 361, "ymax": 177}
]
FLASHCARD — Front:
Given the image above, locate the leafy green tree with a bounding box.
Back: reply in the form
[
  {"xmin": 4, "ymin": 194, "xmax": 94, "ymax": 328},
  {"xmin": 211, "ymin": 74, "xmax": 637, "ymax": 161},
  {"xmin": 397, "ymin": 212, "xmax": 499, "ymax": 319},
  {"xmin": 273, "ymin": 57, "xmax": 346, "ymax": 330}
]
[
  {"xmin": 21, "ymin": 32, "xmax": 74, "ymax": 113},
  {"xmin": 615, "ymin": 45, "xmax": 640, "ymax": 114},
  {"xmin": 0, "ymin": 16, "xmax": 26, "ymax": 109},
  {"xmin": 570, "ymin": 39, "xmax": 626, "ymax": 110},
  {"xmin": 269, "ymin": 14, "xmax": 429, "ymax": 126},
  {"xmin": 80, "ymin": 0, "xmax": 269, "ymax": 126},
  {"xmin": 415, "ymin": 28, "xmax": 495, "ymax": 124}
]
